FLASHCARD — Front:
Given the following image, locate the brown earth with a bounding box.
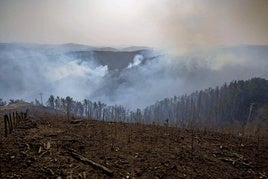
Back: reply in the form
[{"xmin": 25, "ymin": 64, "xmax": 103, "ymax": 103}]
[{"xmin": 0, "ymin": 106, "xmax": 268, "ymax": 178}]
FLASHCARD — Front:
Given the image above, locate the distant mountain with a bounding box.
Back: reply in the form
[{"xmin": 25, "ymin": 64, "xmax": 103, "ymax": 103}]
[
  {"xmin": 120, "ymin": 46, "xmax": 151, "ymax": 52},
  {"xmin": 0, "ymin": 43, "xmax": 155, "ymax": 71},
  {"xmin": 68, "ymin": 49, "xmax": 154, "ymax": 71}
]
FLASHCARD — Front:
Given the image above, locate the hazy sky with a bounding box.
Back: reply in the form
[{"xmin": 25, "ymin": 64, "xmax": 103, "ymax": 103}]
[{"xmin": 0, "ymin": 0, "xmax": 268, "ymax": 53}]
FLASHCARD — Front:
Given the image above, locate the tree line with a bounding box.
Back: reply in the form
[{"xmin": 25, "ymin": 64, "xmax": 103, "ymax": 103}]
[
  {"xmin": 2, "ymin": 78, "xmax": 267, "ymax": 127},
  {"xmin": 44, "ymin": 78, "xmax": 268, "ymax": 127},
  {"xmin": 46, "ymin": 95, "xmax": 131, "ymax": 122},
  {"xmin": 143, "ymin": 77, "xmax": 268, "ymax": 127}
]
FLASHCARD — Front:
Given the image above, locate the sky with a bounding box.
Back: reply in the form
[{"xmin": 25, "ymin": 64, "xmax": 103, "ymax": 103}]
[
  {"xmin": 0, "ymin": 0, "xmax": 268, "ymax": 53},
  {"xmin": 0, "ymin": 0, "xmax": 268, "ymax": 108}
]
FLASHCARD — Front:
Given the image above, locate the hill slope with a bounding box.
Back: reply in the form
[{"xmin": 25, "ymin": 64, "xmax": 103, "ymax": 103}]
[{"xmin": 0, "ymin": 105, "xmax": 267, "ymax": 178}]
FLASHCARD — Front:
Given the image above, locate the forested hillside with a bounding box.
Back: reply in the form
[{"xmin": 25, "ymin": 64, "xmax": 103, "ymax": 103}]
[
  {"xmin": 42, "ymin": 78, "xmax": 268, "ymax": 128},
  {"xmin": 144, "ymin": 78, "xmax": 268, "ymax": 127},
  {"xmin": 3, "ymin": 78, "xmax": 265, "ymax": 128}
]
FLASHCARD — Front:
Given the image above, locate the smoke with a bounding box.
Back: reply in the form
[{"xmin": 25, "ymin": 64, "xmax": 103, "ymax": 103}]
[
  {"xmin": 0, "ymin": 43, "xmax": 268, "ymax": 110},
  {"xmin": 127, "ymin": 54, "xmax": 144, "ymax": 69},
  {"xmin": 51, "ymin": 60, "xmax": 107, "ymax": 82},
  {"xmin": 0, "ymin": 44, "xmax": 107, "ymax": 102},
  {"xmin": 1, "ymin": 1, "xmax": 267, "ymax": 50},
  {"xmin": 87, "ymin": 45, "xmax": 268, "ymax": 109},
  {"xmin": 143, "ymin": 0, "xmax": 268, "ymax": 54}
]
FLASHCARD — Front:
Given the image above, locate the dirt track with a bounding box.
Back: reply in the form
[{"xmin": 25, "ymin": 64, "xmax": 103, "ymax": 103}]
[{"xmin": 0, "ymin": 106, "xmax": 268, "ymax": 178}]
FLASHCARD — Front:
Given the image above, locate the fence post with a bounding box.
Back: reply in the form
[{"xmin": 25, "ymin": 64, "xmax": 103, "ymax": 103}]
[
  {"xmin": 25, "ymin": 109, "xmax": 29, "ymax": 119},
  {"xmin": 16, "ymin": 111, "xmax": 19, "ymax": 122},
  {"xmin": 6, "ymin": 115, "xmax": 11, "ymax": 135},
  {"xmin": 4, "ymin": 115, "xmax": 8, "ymax": 137},
  {"xmin": 8, "ymin": 115, "xmax": 12, "ymax": 134},
  {"xmin": 9, "ymin": 113, "xmax": 13, "ymax": 133},
  {"xmin": 13, "ymin": 112, "xmax": 16, "ymax": 127},
  {"xmin": 20, "ymin": 112, "xmax": 23, "ymax": 120},
  {"xmin": 3, "ymin": 109, "xmax": 30, "ymax": 137}
]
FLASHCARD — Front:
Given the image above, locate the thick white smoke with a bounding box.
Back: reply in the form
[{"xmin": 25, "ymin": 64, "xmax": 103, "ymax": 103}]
[
  {"xmin": 0, "ymin": 44, "xmax": 268, "ymax": 110},
  {"xmin": 0, "ymin": 44, "xmax": 108, "ymax": 102},
  {"xmin": 127, "ymin": 54, "xmax": 144, "ymax": 69}
]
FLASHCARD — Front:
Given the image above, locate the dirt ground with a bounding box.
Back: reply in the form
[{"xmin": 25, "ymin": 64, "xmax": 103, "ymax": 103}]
[{"xmin": 0, "ymin": 106, "xmax": 268, "ymax": 178}]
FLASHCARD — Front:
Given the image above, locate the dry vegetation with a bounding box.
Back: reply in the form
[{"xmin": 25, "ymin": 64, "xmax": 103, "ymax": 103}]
[{"xmin": 0, "ymin": 105, "xmax": 268, "ymax": 178}]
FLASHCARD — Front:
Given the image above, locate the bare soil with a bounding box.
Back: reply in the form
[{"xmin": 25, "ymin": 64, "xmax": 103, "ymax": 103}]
[{"xmin": 0, "ymin": 106, "xmax": 268, "ymax": 178}]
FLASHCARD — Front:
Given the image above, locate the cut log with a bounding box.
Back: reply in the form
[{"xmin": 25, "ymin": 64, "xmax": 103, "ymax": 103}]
[{"xmin": 66, "ymin": 149, "xmax": 113, "ymax": 176}]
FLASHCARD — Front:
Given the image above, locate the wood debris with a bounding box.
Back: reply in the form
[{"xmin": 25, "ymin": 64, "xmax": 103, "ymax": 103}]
[{"xmin": 66, "ymin": 149, "xmax": 113, "ymax": 176}]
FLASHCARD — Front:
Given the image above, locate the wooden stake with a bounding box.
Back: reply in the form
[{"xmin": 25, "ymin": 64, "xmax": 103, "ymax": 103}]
[
  {"xmin": 16, "ymin": 112, "xmax": 19, "ymax": 122},
  {"xmin": 6, "ymin": 115, "xmax": 11, "ymax": 134},
  {"xmin": 4, "ymin": 115, "xmax": 8, "ymax": 137},
  {"xmin": 13, "ymin": 112, "xmax": 16, "ymax": 127},
  {"xmin": 9, "ymin": 113, "xmax": 13, "ymax": 132}
]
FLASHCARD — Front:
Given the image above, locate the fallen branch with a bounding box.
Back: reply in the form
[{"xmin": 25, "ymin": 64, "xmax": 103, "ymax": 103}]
[
  {"xmin": 219, "ymin": 157, "xmax": 236, "ymax": 165},
  {"xmin": 219, "ymin": 157, "xmax": 252, "ymax": 168},
  {"xmin": 212, "ymin": 151, "xmax": 243, "ymax": 159},
  {"xmin": 66, "ymin": 149, "xmax": 113, "ymax": 176},
  {"xmin": 40, "ymin": 167, "xmax": 54, "ymax": 176},
  {"xmin": 39, "ymin": 151, "xmax": 49, "ymax": 158},
  {"xmin": 25, "ymin": 143, "xmax": 30, "ymax": 151},
  {"xmin": 70, "ymin": 120, "xmax": 84, "ymax": 124},
  {"xmin": 213, "ymin": 151, "xmax": 253, "ymax": 169}
]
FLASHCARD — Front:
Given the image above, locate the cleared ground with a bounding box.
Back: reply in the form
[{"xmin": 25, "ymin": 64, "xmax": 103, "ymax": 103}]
[{"xmin": 0, "ymin": 105, "xmax": 267, "ymax": 178}]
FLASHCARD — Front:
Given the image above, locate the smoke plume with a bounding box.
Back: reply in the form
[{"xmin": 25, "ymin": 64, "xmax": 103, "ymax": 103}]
[{"xmin": 0, "ymin": 43, "xmax": 268, "ymax": 109}]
